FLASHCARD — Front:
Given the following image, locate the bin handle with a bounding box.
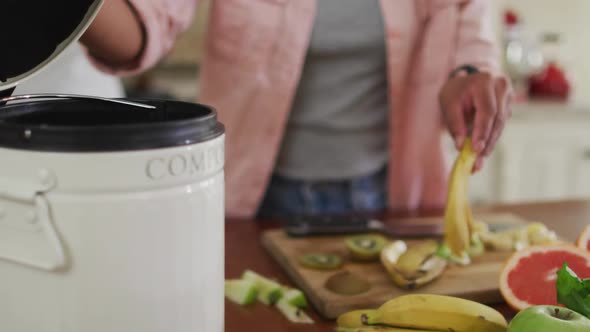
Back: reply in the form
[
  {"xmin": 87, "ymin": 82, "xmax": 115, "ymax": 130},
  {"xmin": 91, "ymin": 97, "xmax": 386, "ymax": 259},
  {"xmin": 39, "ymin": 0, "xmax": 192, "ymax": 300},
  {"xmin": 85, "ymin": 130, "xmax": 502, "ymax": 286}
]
[{"xmin": 0, "ymin": 172, "xmax": 66, "ymax": 271}]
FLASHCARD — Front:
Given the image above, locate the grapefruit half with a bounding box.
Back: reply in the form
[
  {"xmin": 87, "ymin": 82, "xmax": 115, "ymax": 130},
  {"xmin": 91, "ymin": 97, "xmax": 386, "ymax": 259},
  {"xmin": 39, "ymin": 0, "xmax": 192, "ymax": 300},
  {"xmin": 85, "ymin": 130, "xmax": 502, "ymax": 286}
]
[
  {"xmin": 499, "ymin": 245, "xmax": 590, "ymax": 311},
  {"xmin": 577, "ymin": 224, "xmax": 590, "ymax": 251}
]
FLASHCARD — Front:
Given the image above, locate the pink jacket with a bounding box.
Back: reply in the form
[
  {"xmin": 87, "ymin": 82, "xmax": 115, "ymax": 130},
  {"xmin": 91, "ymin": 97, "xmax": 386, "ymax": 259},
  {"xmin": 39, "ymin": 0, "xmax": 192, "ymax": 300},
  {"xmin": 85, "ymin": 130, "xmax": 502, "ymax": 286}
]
[{"xmin": 96, "ymin": 0, "xmax": 499, "ymax": 219}]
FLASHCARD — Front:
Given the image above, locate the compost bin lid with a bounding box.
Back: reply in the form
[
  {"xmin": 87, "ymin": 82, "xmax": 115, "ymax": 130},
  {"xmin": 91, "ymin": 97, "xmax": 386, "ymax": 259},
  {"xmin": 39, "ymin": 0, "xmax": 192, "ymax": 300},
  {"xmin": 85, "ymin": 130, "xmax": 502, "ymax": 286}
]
[{"xmin": 0, "ymin": 0, "xmax": 104, "ymax": 92}]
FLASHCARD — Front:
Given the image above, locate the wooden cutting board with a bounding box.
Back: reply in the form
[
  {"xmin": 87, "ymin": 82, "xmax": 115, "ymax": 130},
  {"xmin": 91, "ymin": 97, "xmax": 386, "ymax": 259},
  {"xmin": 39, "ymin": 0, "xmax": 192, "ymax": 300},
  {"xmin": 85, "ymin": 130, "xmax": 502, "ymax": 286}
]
[{"xmin": 261, "ymin": 213, "xmax": 529, "ymax": 319}]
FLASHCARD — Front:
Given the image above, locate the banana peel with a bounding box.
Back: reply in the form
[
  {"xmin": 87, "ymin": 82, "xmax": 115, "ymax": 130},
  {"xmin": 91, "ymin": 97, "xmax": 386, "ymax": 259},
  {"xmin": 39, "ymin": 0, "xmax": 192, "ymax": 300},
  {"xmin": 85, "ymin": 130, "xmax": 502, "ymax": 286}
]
[
  {"xmin": 380, "ymin": 241, "xmax": 447, "ymax": 290},
  {"xmin": 478, "ymin": 222, "xmax": 560, "ymax": 252},
  {"xmin": 527, "ymin": 222, "xmax": 558, "ymax": 245},
  {"xmin": 395, "ymin": 241, "xmax": 440, "ymax": 274},
  {"xmin": 444, "ymin": 145, "xmax": 560, "ymax": 257},
  {"xmin": 444, "ymin": 138, "xmax": 477, "ymax": 257}
]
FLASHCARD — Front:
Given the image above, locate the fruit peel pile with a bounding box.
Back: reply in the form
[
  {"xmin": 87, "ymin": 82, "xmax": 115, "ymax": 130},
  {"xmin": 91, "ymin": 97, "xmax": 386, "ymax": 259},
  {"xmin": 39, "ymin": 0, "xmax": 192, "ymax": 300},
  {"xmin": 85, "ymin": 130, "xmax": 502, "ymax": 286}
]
[
  {"xmin": 298, "ymin": 222, "xmax": 562, "ymax": 294},
  {"xmin": 299, "ymin": 235, "xmax": 452, "ymax": 292},
  {"xmin": 380, "ymin": 240, "xmax": 448, "ymax": 290},
  {"xmin": 294, "ymin": 137, "xmax": 563, "ymax": 293},
  {"xmin": 225, "ymin": 270, "xmax": 313, "ymax": 324}
]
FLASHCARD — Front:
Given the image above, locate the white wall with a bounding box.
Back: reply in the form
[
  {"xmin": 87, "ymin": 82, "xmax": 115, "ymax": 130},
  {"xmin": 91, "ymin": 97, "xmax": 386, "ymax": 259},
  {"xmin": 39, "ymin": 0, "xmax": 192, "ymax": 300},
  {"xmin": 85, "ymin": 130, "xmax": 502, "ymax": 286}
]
[{"xmin": 491, "ymin": 0, "xmax": 590, "ymax": 107}]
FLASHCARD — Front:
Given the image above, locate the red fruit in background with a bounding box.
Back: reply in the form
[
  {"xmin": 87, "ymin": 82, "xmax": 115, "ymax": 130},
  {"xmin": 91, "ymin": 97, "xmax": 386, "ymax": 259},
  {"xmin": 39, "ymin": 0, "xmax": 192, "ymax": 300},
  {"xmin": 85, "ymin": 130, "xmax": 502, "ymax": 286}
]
[
  {"xmin": 528, "ymin": 62, "xmax": 571, "ymax": 100},
  {"xmin": 505, "ymin": 10, "xmax": 519, "ymax": 26}
]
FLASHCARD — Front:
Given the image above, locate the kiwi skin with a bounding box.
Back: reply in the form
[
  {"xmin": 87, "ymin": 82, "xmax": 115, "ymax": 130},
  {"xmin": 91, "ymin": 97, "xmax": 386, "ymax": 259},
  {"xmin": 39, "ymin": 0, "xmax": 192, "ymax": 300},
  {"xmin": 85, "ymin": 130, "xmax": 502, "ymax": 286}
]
[
  {"xmin": 345, "ymin": 234, "xmax": 387, "ymax": 261},
  {"xmin": 299, "ymin": 253, "xmax": 343, "ymax": 270}
]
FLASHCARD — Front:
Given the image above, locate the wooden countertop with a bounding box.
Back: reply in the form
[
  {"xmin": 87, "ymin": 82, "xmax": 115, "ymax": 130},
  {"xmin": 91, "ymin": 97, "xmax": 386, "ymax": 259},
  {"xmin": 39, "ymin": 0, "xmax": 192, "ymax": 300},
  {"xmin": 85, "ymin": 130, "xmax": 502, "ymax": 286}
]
[{"xmin": 224, "ymin": 200, "xmax": 590, "ymax": 332}]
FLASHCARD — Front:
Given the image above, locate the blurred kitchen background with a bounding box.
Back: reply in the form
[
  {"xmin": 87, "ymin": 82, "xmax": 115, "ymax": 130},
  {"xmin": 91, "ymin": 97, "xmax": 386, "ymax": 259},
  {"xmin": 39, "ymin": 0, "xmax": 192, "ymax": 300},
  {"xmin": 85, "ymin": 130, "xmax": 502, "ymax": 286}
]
[{"xmin": 123, "ymin": 0, "xmax": 590, "ymax": 206}]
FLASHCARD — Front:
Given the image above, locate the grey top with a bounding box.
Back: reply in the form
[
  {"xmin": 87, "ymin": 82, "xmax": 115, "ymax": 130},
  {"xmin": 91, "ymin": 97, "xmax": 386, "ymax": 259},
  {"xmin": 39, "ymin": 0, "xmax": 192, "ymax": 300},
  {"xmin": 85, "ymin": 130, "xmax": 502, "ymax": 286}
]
[{"xmin": 275, "ymin": 0, "xmax": 389, "ymax": 180}]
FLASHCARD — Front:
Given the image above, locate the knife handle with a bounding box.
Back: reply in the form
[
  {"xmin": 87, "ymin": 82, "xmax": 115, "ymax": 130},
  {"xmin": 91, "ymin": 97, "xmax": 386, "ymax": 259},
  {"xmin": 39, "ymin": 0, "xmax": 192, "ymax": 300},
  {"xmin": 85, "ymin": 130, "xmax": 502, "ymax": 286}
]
[{"xmin": 283, "ymin": 215, "xmax": 383, "ymax": 237}]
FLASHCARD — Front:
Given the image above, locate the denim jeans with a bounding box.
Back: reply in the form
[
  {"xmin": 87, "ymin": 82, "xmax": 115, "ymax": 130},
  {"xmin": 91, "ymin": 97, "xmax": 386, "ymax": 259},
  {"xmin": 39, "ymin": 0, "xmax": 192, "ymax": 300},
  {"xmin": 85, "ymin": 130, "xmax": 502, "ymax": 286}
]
[{"xmin": 256, "ymin": 167, "xmax": 387, "ymax": 219}]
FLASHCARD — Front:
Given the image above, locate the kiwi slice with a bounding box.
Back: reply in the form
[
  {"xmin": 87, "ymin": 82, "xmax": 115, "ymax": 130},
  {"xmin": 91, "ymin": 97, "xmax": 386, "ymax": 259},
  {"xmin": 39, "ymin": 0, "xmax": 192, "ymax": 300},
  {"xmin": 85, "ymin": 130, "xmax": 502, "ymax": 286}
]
[
  {"xmin": 345, "ymin": 234, "xmax": 387, "ymax": 261},
  {"xmin": 325, "ymin": 270, "xmax": 371, "ymax": 296},
  {"xmin": 299, "ymin": 253, "xmax": 343, "ymax": 270}
]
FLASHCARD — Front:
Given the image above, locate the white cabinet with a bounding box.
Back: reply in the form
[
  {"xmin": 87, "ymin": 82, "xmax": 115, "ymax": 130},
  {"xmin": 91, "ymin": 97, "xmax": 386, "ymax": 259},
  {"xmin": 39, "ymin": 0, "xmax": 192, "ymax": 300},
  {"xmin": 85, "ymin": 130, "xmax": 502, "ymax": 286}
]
[
  {"xmin": 460, "ymin": 102, "xmax": 590, "ymax": 204},
  {"xmin": 570, "ymin": 149, "xmax": 590, "ymax": 197}
]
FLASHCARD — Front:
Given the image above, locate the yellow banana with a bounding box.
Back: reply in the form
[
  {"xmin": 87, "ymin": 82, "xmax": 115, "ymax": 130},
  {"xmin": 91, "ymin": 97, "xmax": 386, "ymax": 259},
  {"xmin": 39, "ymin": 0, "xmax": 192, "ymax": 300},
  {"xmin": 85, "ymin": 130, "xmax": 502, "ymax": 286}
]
[
  {"xmin": 465, "ymin": 197, "xmax": 477, "ymax": 235},
  {"xmin": 336, "ymin": 309, "xmax": 434, "ymax": 332},
  {"xmin": 337, "ymin": 309, "xmax": 377, "ymax": 328},
  {"xmin": 467, "ymin": 233, "xmax": 485, "ymax": 257},
  {"xmin": 362, "ymin": 294, "xmax": 507, "ymax": 332},
  {"xmin": 334, "ymin": 327, "xmax": 434, "ymax": 332},
  {"xmin": 444, "ymin": 138, "xmax": 477, "ymax": 257}
]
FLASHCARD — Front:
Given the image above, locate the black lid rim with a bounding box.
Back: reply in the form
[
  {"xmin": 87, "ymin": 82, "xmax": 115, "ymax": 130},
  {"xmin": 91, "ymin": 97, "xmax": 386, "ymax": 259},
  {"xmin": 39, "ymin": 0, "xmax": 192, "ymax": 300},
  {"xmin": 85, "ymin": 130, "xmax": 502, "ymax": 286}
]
[
  {"xmin": 0, "ymin": 111, "xmax": 218, "ymax": 132},
  {"xmin": 0, "ymin": 99, "xmax": 225, "ymax": 152}
]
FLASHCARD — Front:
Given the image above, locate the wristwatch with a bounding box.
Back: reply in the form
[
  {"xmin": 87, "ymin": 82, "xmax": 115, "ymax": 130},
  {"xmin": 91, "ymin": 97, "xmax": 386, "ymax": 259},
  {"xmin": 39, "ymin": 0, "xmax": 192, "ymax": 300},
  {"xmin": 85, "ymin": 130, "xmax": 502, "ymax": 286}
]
[{"xmin": 449, "ymin": 65, "xmax": 480, "ymax": 79}]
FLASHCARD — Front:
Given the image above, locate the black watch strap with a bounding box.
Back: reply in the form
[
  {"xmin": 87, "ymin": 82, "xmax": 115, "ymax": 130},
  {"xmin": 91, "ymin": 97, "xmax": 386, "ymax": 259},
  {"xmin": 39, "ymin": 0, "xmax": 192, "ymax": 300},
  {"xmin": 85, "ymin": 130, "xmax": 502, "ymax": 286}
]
[{"xmin": 449, "ymin": 65, "xmax": 480, "ymax": 79}]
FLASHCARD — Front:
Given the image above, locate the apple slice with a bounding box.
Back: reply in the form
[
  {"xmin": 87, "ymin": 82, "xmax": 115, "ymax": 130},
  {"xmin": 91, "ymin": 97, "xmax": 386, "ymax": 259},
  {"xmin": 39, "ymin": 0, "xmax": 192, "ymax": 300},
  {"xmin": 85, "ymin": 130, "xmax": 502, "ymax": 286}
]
[
  {"xmin": 275, "ymin": 298, "xmax": 314, "ymax": 324},
  {"xmin": 224, "ymin": 279, "xmax": 258, "ymax": 306},
  {"xmin": 242, "ymin": 270, "xmax": 283, "ymax": 305},
  {"xmin": 283, "ymin": 288, "xmax": 308, "ymax": 308}
]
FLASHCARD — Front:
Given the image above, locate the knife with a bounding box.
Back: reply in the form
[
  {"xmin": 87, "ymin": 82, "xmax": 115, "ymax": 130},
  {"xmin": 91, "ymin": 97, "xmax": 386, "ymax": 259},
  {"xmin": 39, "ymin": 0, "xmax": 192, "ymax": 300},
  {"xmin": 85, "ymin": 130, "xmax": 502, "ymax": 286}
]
[
  {"xmin": 283, "ymin": 215, "xmax": 521, "ymax": 238},
  {"xmin": 283, "ymin": 215, "xmax": 445, "ymax": 238}
]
